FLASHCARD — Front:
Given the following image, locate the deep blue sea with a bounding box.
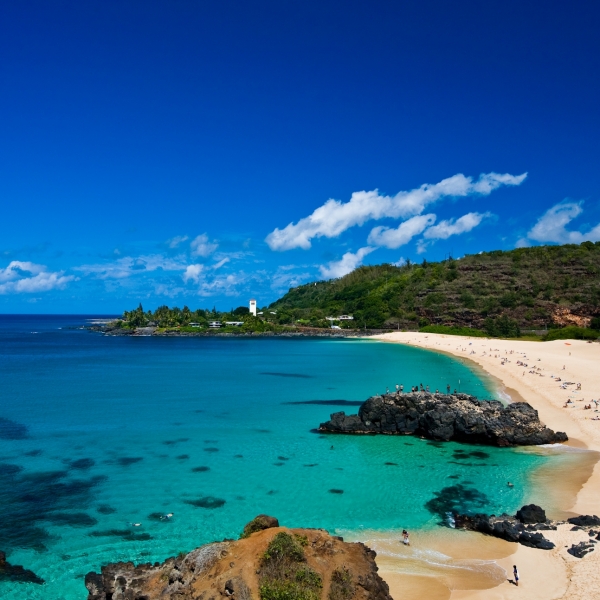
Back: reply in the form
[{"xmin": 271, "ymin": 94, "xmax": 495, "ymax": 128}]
[{"xmin": 0, "ymin": 315, "xmax": 563, "ymax": 598}]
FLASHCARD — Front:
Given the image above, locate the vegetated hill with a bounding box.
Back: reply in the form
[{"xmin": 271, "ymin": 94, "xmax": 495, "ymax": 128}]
[{"xmin": 269, "ymin": 242, "xmax": 600, "ymax": 334}]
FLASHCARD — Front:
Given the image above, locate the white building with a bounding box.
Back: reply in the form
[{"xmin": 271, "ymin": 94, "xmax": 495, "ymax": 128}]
[{"xmin": 249, "ymin": 299, "xmax": 257, "ymax": 316}]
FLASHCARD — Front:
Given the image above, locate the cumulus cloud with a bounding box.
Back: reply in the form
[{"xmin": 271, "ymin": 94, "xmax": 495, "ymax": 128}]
[
  {"xmin": 367, "ymin": 214, "xmax": 436, "ymax": 249},
  {"xmin": 266, "ymin": 172, "xmax": 526, "ymax": 251},
  {"xmin": 167, "ymin": 235, "xmax": 189, "ymax": 248},
  {"xmin": 0, "ymin": 261, "xmax": 76, "ymax": 294},
  {"xmin": 524, "ymin": 201, "xmax": 600, "ymax": 245},
  {"xmin": 319, "ymin": 246, "xmax": 376, "ymax": 279},
  {"xmin": 190, "ymin": 234, "xmax": 218, "ymax": 257},
  {"xmin": 183, "ymin": 264, "xmax": 204, "ymax": 284},
  {"xmin": 423, "ymin": 211, "xmax": 492, "ymax": 240}
]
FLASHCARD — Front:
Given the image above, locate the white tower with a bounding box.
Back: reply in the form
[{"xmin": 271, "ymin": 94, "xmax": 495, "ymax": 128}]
[{"xmin": 249, "ymin": 299, "xmax": 257, "ymax": 316}]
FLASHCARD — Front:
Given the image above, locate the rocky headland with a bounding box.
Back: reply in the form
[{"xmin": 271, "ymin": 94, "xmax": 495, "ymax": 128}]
[
  {"xmin": 85, "ymin": 515, "xmax": 392, "ymax": 600},
  {"xmin": 319, "ymin": 391, "xmax": 568, "ymax": 446}
]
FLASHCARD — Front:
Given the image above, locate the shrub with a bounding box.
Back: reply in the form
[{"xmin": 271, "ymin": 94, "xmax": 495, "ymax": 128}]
[
  {"xmin": 544, "ymin": 327, "xmax": 600, "ymax": 341},
  {"xmin": 259, "ymin": 533, "xmax": 322, "ymax": 600},
  {"xmin": 419, "ymin": 325, "xmax": 487, "ymax": 337}
]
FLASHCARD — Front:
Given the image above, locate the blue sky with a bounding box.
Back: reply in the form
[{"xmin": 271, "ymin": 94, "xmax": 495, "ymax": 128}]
[{"xmin": 1, "ymin": 0, "xmax": 599, "ymax": 313}]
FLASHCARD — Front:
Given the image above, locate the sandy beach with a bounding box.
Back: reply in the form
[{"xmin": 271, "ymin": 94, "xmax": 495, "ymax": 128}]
[{"xmin": 366, "ymin": 332, "xmax": 600, "ymax": 600}]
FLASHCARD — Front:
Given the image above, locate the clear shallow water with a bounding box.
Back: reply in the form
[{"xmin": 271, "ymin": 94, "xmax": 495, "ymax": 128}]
[{"xmin": 0, "ymin": 315, "xmax": 551, "ymax": 599}]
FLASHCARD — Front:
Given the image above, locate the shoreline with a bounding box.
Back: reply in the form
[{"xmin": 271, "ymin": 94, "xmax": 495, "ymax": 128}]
[{"xmin": 365, "ymin": 332, "xmax": 600, "ymax": 600}]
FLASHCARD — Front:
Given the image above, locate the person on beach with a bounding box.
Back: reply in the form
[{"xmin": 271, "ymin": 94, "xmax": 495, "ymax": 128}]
[
  {"xmin": 402, "ymin": 530, "xmax": 410, "ymax": 545},
  {"xmin": 513, "ymin": 565, "xmax": 519, "ymax": 586}
]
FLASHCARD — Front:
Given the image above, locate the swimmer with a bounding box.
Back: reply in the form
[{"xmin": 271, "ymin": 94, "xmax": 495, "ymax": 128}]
[
  {"xmin": 507, "ymin": 482, "xmax": 514, "ymax": 487},
  {"xmin": 131, "ymin": 522, "xmax": 142, "ymax": 527},
  {"xmin": 160, "ymin": 513, "xmax": 174, "ymax": 520}
]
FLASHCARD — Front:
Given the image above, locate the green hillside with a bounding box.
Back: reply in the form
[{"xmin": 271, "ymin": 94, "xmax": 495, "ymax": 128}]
[{"xmin": 269, "ymin": 242, "xmax": 600, "ymax": 335}]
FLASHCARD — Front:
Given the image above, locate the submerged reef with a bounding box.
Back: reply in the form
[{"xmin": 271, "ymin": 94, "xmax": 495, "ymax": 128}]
[{"xmin": 319, "ymin": 391, "xmax": 567, "ymax": 446}]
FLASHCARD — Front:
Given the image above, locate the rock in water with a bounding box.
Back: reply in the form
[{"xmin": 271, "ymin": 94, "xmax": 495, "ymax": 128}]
[
  {"xmin": 0, "ymin": 551, "xmax": 44, "ymax": 584},
  {"xmin": 85, "ymin": 519, "xmax": 392, "ymax": 600},
  {"xmin": 319, "ymin": 391, "xmax": 568, "ymax": 446}
]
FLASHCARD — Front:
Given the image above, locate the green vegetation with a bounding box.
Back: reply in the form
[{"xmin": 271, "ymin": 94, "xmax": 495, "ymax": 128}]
[
  {"xmin": 269, "ymin": 242, "xmax": 600, "ymax": 337},
  {"xmin": 419, "ymin": 325, "xmax": 487, "ymax": 337},
  {"xmin": 259, "ymin": 533, "xmax": 322, "ymax": 600},
  {"xmin": 543, "ymin": 326, "xmax": 600, "ymax": 341},
  {"xmin": 116, "ymin": 242, "xmax": 600, "ymax": 340},
  {"xmin": 328, "ymin": 568, "xmax": 354, "ymax": 600},
  {"xmin": 116, "ymin": 303, "xmax": 287, "ymax": 333}
]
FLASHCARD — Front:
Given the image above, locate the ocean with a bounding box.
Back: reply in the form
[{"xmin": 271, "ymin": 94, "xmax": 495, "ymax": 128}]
[{"xmin": 0, "ymin": 315, "xmax": 562, "ymax": 598}]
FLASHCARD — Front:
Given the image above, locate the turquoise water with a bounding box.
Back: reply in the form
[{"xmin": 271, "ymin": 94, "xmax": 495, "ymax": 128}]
[{"xmin": 0, "ymin": 316, "xmax": 550, "ymax": 599}]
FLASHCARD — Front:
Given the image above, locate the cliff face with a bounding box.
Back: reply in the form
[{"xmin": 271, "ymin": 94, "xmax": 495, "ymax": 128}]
[
  {"xmin": 85, "ymin": 518, "xmax": 391, "ymax": 600},
  {"xmin": 319, "ymin": 392, "xmax": 567, "ymax": 446}
]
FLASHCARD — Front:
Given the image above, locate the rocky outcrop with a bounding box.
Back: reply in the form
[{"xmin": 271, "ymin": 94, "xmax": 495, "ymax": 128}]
[
  {"xmin": 240, "ymin": 514, "xmax": 279, "ymax": 538},
  {"xmin": 455, "ymin": 504, "xmax": 555, "ymax": 550},
  {"xmin": 0, "ymin": 551, "xmax": 44, "ymax": 584},
  {"xmin": 85, "ymin": 517, "xmax": 391, "ymax": 600},
  {"xmin": 568, "ymin": 515, "xmax": 600, "ymax": 527},
  {"xmin": 319, "ymin": 391, "xmax": 568, "ymax": 446}
]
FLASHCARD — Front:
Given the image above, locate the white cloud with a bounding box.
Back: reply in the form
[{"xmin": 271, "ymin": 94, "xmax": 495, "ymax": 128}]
[
  {"xmin": 270, "ymin": 266, "xmax": 312, "ymax": 290},
  {"xmin": 212, "ymin": 257, "xmax": 230, "ymax": 270},
  {"xmin": 190, "ymin": 234, "xmax": 218, "ymax": 257},
  {"xmin": 0, "ymin": 261, "xmax": 76, "ymax": 294},
  {"xmin": 183, "ymin": 264, "xmax": 204, "ymax": 284},
  {"xmin": 367, "ymin": 214, "xmax": 436, "ymax": 249},
  {"xmin": 319, "ymin": 246, "xmax": 376, "ymax": 279},
  {"xmin": 423, "ymin": 211, "xmax": 491, "ymax": 240},
  {"xmin": 76, "ymin": 254, "xmax": 187, "ymax": 279},
  {"xmin": 198, "ymin": 274, "xmax": 241, "ymax": 297},
  {"xmin": 266, "ymin": 172, "xmax": 526, "ymax": 251},
  {"xmin": 167, "ymin": 235, "xmax": 189, "ymax": 248},
  {"xmin": 392, "ymin": 257, "xmax": 406, "ymax": 267},
  {"xmin": 525, "ymin": 201, "xmax": 600, "ymax": 244}
]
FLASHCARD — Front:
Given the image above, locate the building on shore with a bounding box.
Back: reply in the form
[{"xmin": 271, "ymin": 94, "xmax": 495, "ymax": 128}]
[{"xmin": 249, "ymin": 299, "xmax": 257, "ymax": 316}]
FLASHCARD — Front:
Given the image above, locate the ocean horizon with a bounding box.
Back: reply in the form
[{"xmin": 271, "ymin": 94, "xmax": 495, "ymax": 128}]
[{"xmin": 0, "ymin": 314, "xmax": 566, "ymax": 599}]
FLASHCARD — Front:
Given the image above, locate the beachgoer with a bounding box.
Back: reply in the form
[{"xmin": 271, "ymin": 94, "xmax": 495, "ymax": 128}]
[
  {"xmin": 446, "ymin": 384, "xmax": 450, "ymax": 393},
  {"xmin": 507, "ymin": 482, "xmax": 514, "ymax": 487},
  {"xmin": 454, "ymin": 389, "xmax": 457, "ymax": 394},
  {"xmin": 131, "ymin": 522, "xmax": 142, "ymax": 527},
  {"xmin": 426, "ymin": 385, "xmax": 430, "ymax": 392},
  {"xmin": 400, "ymin": 385, "xmax": 404, "ymax": 393},
  {"xmin": 513, "ymin": 565, "xmax": 519, "ymax": 586},
  {"xmin": 395, "ymin": 384, "xmax": 399, "ymax": 392},
  {"xmin": 402, "ymin": 530, "xmax": 410, "ymax": 546}
]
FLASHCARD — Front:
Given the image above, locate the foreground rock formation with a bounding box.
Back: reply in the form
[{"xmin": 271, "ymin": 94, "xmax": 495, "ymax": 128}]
[
  {"xmin": 85, "ymin": 515, "xmax": 392, "ymax": 600},
  {"xmin": 319, "ymin": 391, "xmax": 567, "ymax": 446}
]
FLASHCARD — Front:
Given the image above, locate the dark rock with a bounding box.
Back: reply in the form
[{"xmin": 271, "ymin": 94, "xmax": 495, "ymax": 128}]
[
  {"xmin": 319, "ymin": 392, "xmax": 568, "ymax": 446},
  {"xmin": 455, "ymin": 511, "xmax": 555, "ymax": 550},
  {"xmin": 0, "ymin": 550, "xmax": 44, "ymax": 584},
  {"xmin": 568, "ymin": 515, "xmax": 600, "ymax": 527},
  {"xmin": 240, "ymin": 515, "xmax": 279, "ymax": 538},
  {"xmin": 516, "ymin": 504, "xmax": 546, "ymax": 524},
  {"xmin": 568, "ymin": 542, "xmax": 595, "ymax": 558}
]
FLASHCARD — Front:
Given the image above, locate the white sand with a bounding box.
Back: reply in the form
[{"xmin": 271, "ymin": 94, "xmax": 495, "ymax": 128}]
[{"xmin": 368, "ymin": 333, "xmax": 600, "ymax": 600}]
